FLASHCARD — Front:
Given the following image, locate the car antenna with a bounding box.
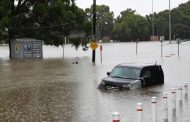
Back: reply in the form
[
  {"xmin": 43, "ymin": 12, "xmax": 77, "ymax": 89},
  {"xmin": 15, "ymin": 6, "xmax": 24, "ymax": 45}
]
[{"xmin": 155, "ymin": 61, "xmax": 157, "ymax": 65}]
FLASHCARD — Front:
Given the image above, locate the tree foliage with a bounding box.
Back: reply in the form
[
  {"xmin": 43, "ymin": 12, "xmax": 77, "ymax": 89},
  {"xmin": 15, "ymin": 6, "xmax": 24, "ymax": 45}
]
[
  {"xmin": 148, "ymin": 1, "xmax": 190, "ymax": 40},
  {"xmin": 0, "ymin": 0, "xmax": 90, "ymax": 47},
  {"xmin": 1, "ymin": 0, "xmax": 190, "ymax": 50},
  {"xmin": 85, "ymin": 5, "xmax": 114, "ymax": 40},
  {"xmin": 113, "ymin": 9, "xmax": 149, "ymax": 41},
  {"xmin": 113, "ymin": 1, "xmax": 190, "ymax": 41}
]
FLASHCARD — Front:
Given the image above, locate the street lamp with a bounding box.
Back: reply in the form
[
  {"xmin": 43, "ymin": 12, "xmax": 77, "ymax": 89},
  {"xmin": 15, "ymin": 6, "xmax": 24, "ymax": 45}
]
[{"xmin": 169, "ymin": 0, "xmax": 172, "ymax": 44}]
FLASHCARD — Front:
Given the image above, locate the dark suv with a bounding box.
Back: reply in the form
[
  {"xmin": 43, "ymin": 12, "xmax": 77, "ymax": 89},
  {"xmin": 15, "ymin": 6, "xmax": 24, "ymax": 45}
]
[{"xmin": 99, "ymin": 63, "xmax": 164, "ymax": 90}]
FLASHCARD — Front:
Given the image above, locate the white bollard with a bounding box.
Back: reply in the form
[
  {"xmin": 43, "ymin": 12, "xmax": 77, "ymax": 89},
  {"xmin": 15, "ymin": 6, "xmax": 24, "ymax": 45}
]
[
  {"xmin": 112, "ymin": 112, "xmax": 120, "ymax": 122},
  {"xmin": 171, "ymin": 88, "xmax": 176, "ymax": 116},
  {"xmin": 178, "ymin": 85, "xmax": 183, "ymax": 103},
  {"xmin": 137, "ymin": 103, "xmax": 143, "ymax": 122},
  {"xmin": 163, "ymin": 92, "xmax": 168, "ymax": 122},
  {"xmin": 184, "ymin": 82, "xmax": 188, "ymax": 98},
  {"xmin": 152, "ymin": 97, "xmax": 157, "ymax": 122}
]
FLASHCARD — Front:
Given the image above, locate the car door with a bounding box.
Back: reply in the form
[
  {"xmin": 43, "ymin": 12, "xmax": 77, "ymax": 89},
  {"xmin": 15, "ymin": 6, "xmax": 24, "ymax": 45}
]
[
  {"xmin": 151, "ymin": 66, "xmax": 164, "ymax": 84},
  {"xmin": 141, "ymin": 67, "xmax": 153, "ymax": 86}
]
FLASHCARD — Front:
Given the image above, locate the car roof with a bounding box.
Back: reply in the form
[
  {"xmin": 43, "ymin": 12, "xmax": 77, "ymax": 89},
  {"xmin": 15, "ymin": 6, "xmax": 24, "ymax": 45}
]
[{"xmin": 116, "ymin": 63, "xmax": 160, "ymax": 69}]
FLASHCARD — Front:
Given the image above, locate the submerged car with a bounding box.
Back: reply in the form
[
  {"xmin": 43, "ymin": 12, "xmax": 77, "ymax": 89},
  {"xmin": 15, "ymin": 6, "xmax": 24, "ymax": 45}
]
[{"xmin": 99, "ymin": 63, "xmax": 164, "ymax": 90}]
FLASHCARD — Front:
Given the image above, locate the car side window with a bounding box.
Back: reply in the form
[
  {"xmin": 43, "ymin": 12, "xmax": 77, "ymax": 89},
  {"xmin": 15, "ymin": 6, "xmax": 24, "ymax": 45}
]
[
  {"xmin": 142, "ymin": 70, "xmax": 151, "ymax": 78},
  {"xmin": 151, "ymin": 66, "xmax": 164, "ymax": 82}
]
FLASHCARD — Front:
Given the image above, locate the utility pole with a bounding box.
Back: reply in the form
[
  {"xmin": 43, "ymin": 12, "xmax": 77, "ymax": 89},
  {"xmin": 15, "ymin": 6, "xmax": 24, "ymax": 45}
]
[
  {"xmin": 169, "ymin": 0, "xmax": 172, "ymax": 44},
  {"xmin": 9, "ymin": 0, "xmax": 16, "ymax": 59},
  {"xmin": 92, "ymin": 0, "xmax": 96, "ymax": 62},
  {"xmin": 152, "ymin": 0, "xmax": 154, "ymax": 38}
]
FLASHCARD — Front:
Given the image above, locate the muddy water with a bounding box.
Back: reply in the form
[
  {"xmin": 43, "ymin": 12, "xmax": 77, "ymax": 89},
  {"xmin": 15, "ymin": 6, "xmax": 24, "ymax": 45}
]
[{"xmin": 0, "ymin": 41, "xmax": 190, "ymax": 122}]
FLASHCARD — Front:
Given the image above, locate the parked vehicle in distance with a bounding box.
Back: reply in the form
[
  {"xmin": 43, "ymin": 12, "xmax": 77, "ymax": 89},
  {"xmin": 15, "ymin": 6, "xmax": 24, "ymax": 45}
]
[{"xmin": 98, "ymin": 63, "xmax": 164, "ymax": 90}]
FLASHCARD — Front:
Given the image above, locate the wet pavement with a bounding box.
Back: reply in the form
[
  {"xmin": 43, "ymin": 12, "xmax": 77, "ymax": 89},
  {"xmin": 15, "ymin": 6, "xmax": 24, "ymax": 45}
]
[{"xmin": 0, "ymin": 41, "xmax": 190, "ymax": 122}]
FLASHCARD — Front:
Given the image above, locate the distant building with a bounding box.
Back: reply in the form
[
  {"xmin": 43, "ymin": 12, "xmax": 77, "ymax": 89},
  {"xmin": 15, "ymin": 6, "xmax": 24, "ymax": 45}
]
[
  {"xmin": 150, "ymin": 36, "xmax": 159, "ymax": 41},
  {"xmin": 102, "ymin": 36, "xmax": 110, "ymax": 42},
  {"xmin": 69, "ymin": 33, "xmax": 86, "ymax": 39}
]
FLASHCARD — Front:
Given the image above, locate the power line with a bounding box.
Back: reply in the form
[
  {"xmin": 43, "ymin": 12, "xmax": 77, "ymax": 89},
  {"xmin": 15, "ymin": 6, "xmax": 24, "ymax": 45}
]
[{"xmin": 10, "ymin": 18, "xmax": 85, "ymax": 30}]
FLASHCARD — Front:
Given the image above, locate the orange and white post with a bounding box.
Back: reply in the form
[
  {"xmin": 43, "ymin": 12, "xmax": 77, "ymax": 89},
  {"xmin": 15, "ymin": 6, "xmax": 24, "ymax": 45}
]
[
  {"xmin": 152, "ymin": 97, "xmax": 157, "ymax": 122},
  {"xmin": 184, "ymin": 82, "xmax": 188, "ymax": 99},
  {"xmin": 163, "ymin": 92, "xmax": 168, "ymax": 122},
  {"xmin": 171, "ymin": 88, "xmax": 176, "ymax": 116},
  {"xmin": 112, "ymin": 112, "xmax": 120, "ymax": 122},
  {"xmin": 178, "ymin": 85, "xmax": 183, "ymax": 104},
  {"xmin": 137, "ymin": 103, "xmax": 143, "ymax": 122}
]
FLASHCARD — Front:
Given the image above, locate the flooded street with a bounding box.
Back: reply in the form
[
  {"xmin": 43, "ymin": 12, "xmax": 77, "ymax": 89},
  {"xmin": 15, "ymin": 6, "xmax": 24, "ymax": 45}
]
[{"xmin": 0, "ymin": 41, "xmax": 190, "ymax": 122}]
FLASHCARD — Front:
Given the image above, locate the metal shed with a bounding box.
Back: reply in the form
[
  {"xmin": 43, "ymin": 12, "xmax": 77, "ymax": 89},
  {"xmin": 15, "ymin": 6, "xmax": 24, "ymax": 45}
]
[{"xmin": 11, "ymin": 38, "xmax": 43, "ymax": 59}]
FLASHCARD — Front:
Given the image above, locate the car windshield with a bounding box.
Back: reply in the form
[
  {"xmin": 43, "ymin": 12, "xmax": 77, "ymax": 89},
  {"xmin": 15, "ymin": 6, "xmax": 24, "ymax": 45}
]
[{"xmin": 110, "ymin": 66, "xmax": 141, "ymax": 79}]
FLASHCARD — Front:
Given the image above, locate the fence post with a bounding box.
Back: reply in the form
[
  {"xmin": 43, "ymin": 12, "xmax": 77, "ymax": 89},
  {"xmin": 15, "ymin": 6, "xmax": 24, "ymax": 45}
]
[
  {"xmin": 136, "ymin": 39, "xmax": 138, "ymax": 55},
  {"xmin": 163, "ymin": 92, "xmax": 168, "ymax": 122},
  {"xmin": 177, "ymin": 38, "xmax": 180, "ymax": 56},
  {"xmin": 171, "ymin": 88, "xmax": 176, "ymax": 116},
  {"xmin": 178, "ymin": 85, "xmax": 183, "ymax": 104},
  {"xmin": 152, "ymin": 97, "xmax": 157, "ymax": 122},
  {"xmin": 112, "ymin": 112, "xmax": 120, "ymax": 122},
  {"xmin": 184, "ymin": 82, "xmax": 188, "ymax": 99},
  {"xmin": 100, "ymin": 45, "xmax": 103, "ymax": 63},
  {"xmin": 161, "ymin": 39, "xmax": 163, "ymax": 57},
  {"xmin": 137, "ymin": 103, "xmax": 143, "ymax": 122}
]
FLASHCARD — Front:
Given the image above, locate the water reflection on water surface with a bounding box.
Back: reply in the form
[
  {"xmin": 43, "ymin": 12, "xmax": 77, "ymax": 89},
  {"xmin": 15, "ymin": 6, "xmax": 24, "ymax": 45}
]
[{"xmin": 1, "ymin": 41, "xmax": 190, "ymax": 122}]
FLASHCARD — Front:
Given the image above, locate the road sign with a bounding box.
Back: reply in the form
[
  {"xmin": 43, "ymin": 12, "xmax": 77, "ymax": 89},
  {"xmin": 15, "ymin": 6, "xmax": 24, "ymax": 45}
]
[{"xmin": 90, "ymin": 41, "xmax": 99, "ymax": 50}]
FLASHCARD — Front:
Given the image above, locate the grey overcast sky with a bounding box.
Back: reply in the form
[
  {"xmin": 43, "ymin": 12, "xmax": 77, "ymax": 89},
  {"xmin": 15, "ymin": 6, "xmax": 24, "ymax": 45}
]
[{"xmin": 75, "ymin": 0, "xmax": 189, "ymax": 17}]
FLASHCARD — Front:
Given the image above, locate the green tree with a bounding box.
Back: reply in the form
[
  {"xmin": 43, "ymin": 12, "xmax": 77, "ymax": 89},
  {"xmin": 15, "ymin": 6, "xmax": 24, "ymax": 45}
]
[
  {"xmin": 85, "ymin": 5, "xmax": 114, "ymax": 40},
  {"xmin": 171, "ymin": 1, "xmax": 190, "ymax": 39},
  {"xmin": 0, "ymin": 0, "xmax": 90, "ymax": 58},
  {"xmin": 150, "ymin": 1, "xmax": 190, "ymax": 40},
  {"xmin": 148, "ymin": 11, "xmax": 173, "ymax": 40},
  {"xmin": 113, "ymin": 9, "xmax": 149, "ymax": 41}
]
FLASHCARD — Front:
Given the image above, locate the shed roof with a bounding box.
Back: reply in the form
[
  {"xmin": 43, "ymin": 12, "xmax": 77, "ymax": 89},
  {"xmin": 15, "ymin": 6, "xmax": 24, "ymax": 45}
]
[{"xmin": 15, "ymin": 38, "xmax": 42, "ymax": 42}]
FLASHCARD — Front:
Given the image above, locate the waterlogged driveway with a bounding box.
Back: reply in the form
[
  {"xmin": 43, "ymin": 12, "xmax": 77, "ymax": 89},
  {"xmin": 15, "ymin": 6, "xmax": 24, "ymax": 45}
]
[{"xmin": 0, "ymin": 41, "xmax": 190, "ymax": 122}]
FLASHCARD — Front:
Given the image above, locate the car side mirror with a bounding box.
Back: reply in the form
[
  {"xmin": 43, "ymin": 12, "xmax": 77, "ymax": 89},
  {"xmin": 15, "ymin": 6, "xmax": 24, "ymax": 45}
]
[{"xmin": 107, "ymin": 72, "xmax": 111, "ymax": 76}]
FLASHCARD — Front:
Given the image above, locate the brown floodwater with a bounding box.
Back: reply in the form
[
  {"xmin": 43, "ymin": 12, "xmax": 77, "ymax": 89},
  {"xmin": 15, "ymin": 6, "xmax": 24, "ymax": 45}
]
[{"xmin": 0, "ymin": 41, "xmax": 190, "ymax": 122}]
